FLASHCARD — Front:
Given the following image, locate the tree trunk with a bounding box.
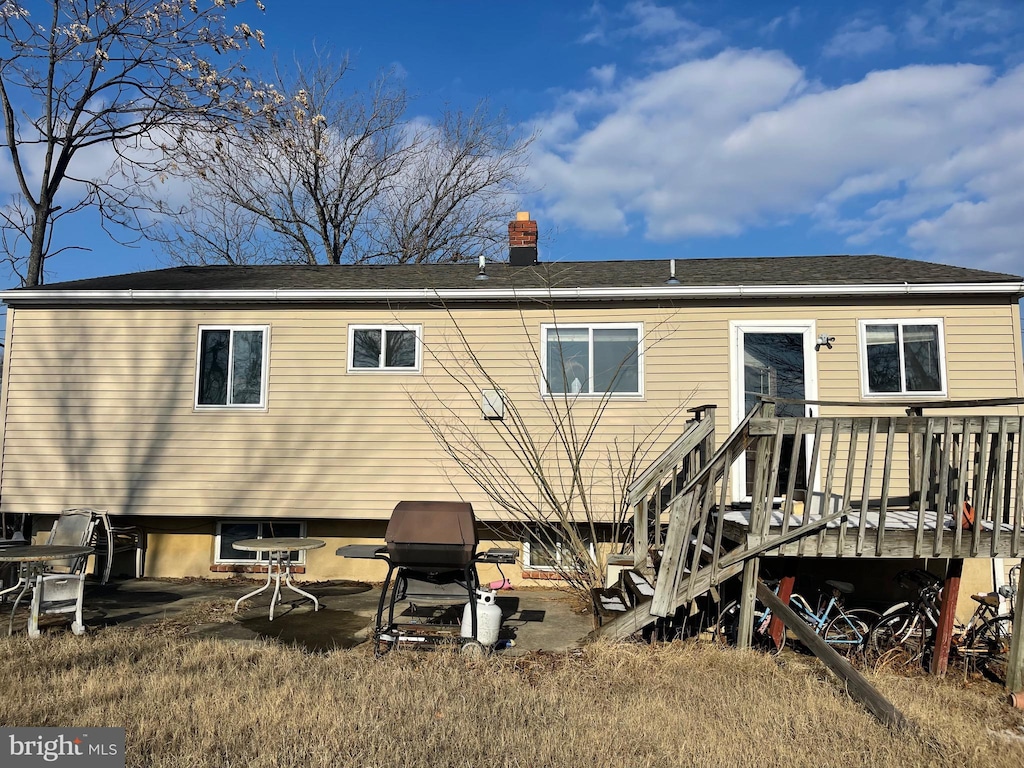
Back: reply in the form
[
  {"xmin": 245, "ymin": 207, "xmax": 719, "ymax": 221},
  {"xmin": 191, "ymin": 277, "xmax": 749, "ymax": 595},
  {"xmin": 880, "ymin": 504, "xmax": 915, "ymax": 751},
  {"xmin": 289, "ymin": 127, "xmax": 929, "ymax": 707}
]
[{"xmin": 25, "ymin": 205, "xmax": 48, "ymax": 287}]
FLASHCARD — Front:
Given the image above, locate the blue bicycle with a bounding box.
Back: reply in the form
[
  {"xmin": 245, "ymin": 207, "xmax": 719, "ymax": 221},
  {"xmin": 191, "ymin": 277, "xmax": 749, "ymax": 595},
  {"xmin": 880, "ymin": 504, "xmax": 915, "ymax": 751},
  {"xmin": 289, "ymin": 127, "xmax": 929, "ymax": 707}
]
[
  {"xmin": 788, "ymin": 580, "xmax": 879, "ymax": 653},
  {"xmin": 715, "ymin": 579, "xmax": 878, "ymax": 655}
]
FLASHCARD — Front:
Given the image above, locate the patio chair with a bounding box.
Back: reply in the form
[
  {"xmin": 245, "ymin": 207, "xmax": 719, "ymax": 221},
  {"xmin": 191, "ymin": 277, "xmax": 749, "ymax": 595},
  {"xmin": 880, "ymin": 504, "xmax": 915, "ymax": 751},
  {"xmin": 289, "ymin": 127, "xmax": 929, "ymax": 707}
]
[
  {"xmin": 1, "ymin": 509, "xmax": 97, "ymax": 604},
  {"xmin": 92, "ymin": 511, "xmax": 144, "ymax": 584},
  {"xmin": 27, "ymin": 568, "xmax": 88, "ymax": 638},
  {"xmin": 3, "ymin": 509, "xmax": 98, "ymax": 638},
  {"xmin": 46, "ymin": 509, "xmax": 100, "ymax": 570}
]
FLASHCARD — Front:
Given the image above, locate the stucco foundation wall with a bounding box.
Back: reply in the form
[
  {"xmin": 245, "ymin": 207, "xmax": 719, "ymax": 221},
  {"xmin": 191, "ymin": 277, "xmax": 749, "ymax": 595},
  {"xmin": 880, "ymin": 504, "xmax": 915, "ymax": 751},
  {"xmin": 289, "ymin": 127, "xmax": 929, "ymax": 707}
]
[{"xmin": 65, "ymin": 515, "xmax": 527, "ymax": 584}]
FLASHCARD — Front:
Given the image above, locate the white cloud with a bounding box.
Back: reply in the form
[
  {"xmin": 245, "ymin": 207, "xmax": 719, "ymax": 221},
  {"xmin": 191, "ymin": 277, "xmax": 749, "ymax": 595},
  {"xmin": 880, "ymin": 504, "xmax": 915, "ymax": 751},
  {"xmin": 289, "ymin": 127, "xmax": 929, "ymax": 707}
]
[
  {"xmin": 904, "ymin": 127, "xmax": 1024, "ymax": 269},
  {"xmin": 760, "ymin": 8, "xmax": 802, "ymax": 39},
  {"xmin": 623, "ymin": 0, "xmax": 690, "ymax": 37},
  {"xmin": 905, "ymin": 0, "xmax": 1021, "ymax": 50},
  {"xmin": 529, "ymin": 50, "xmax": 1024, "ymax": 272},
  {"xmin": 580, "ymin": 1, "xmax": 721, "ymax": 63},
  {"xmin": 823, "ymin": 21, "xmax": 895, "ymax": 59},
  {"xmin": 0, "ymin": 132, "xmax": 121, "ymax": 204},
  {"xmin": 589, "ymin": 63, "xmax": 616, "ymax": 88}
]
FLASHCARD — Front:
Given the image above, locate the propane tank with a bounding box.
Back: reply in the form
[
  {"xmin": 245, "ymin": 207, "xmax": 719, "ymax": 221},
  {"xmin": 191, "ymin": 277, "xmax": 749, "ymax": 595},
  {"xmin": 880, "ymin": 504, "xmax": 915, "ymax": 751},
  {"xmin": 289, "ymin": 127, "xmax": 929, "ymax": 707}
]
[{"xmin": 461, "ymin": 589, "xmax": 502, "ymax": 645}]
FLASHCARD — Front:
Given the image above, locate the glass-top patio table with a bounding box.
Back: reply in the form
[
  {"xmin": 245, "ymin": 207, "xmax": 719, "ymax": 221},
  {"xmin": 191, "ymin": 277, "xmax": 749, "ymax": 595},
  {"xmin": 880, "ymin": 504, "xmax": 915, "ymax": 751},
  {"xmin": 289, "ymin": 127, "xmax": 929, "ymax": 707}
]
[{"xmin": 232, "ymin": 537, "xmax": 325, "ymax": 621}]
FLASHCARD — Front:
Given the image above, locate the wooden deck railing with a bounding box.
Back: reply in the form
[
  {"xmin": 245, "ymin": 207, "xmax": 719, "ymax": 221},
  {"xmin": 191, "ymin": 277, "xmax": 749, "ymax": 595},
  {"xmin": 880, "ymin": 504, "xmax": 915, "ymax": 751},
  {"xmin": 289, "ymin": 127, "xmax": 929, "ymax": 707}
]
[
  {"xmin": 599, "ymin": 397, "xmax": 1024, "ymax": 639},
  {"xmin": 626, "ymin": 404, "xmax": 717, "ymax": 569},
  {"xmin": 745, "ymin": 401, "xmax": 1024, "ymax": 559}
]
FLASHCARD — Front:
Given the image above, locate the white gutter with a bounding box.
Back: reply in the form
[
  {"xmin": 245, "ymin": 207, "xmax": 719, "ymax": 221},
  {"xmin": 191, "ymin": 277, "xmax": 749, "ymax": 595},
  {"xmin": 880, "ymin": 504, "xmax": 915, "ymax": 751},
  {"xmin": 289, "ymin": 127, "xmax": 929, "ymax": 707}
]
[{"xmin": 2, "ymin": 281, "xmax": 1023, "ymax": 304}]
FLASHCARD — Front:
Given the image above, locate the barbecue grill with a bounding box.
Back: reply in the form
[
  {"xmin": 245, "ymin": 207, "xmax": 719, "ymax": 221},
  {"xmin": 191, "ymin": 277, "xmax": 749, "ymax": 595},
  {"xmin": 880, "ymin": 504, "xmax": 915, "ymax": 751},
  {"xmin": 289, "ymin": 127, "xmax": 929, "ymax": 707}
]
[{"xmin": 336, "ymin": 501, "xmax": 516, "ymax": 655}]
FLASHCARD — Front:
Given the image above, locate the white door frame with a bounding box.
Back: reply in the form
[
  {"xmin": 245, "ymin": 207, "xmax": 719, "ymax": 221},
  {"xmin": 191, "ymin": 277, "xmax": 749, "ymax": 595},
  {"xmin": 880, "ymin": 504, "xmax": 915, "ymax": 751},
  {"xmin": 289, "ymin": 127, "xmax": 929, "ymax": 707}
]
[{"xmin": 729, "ymin": 320, "xmax": 819, "ymax": 503}]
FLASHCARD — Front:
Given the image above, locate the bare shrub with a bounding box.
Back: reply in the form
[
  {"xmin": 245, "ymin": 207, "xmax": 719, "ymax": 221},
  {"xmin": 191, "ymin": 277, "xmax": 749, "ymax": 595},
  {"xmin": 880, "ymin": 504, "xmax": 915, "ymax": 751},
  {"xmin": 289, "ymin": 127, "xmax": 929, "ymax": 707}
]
[{"xmin": 410, "ymin": 297, "xmax": 691, "ymax": 601}]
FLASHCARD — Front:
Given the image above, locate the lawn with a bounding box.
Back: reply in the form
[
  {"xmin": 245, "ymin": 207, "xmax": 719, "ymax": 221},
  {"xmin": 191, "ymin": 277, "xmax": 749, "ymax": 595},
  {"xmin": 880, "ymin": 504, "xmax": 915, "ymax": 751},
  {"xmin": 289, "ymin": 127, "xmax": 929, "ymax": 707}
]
[{"xmin": 1, "ymin": 607, "xmax": 1023, "ymax": 768}]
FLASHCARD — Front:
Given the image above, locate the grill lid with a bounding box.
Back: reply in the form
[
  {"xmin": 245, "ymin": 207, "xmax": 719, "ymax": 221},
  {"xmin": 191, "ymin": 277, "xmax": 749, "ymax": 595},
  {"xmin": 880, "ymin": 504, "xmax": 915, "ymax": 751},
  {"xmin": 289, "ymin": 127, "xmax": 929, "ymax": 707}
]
[{"xmin": 385, "ymin": 501, "xmax": 477, "ymax": 569}]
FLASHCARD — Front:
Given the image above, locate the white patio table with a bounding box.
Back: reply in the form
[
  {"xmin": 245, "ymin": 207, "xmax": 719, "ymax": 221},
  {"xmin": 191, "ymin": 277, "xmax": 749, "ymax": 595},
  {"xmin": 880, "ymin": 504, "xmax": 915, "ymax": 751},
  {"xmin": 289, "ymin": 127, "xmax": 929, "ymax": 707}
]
[{"xmin": 232, "ymin": 537, "xmax": 325, "ymax": 620}]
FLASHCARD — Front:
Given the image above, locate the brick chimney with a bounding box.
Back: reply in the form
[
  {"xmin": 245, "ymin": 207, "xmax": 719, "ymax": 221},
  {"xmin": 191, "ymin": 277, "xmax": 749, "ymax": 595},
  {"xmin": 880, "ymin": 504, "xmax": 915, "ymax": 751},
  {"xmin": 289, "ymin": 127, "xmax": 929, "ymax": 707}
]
[{"xmin": 508, "ymin": 211, "xmax": 538, "ymax": 266}]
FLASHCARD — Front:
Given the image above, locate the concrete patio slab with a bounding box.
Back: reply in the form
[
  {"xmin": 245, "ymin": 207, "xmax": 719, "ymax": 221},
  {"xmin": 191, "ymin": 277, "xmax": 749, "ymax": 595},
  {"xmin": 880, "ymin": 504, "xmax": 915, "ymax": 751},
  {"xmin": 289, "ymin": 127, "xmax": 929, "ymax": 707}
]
[{"xmin": 10, "ymin": 578, "xmax": 596, "ymax": 653}]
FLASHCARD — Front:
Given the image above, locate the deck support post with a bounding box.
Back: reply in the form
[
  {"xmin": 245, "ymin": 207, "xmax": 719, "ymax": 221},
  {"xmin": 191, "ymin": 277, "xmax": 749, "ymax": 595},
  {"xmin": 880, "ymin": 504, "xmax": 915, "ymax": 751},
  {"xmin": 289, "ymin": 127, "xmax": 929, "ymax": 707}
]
[
  {"xmin": 930, "ymin": 558, "xmax": 963, "ymax": 677},
  {"xmin": 737, "ymin": 557, "xmax": 759, "ymax": 650},
  {"xmin": 768, "ymin": 575, "xmax": 795, "ymax": 648},
  {"xmin": 1007, "ymin": 558, "xmax": 1024, "ymax": 692}
]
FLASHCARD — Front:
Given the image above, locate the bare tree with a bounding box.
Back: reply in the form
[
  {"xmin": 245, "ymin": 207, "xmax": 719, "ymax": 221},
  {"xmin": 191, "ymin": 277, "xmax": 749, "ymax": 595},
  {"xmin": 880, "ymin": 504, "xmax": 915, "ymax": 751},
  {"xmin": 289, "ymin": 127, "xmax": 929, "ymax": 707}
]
[
  {"xmin": 0, "ymin": 0, "xmax": 266, "ymax": 286},
  {"xmin": 143, "ymin": 55, "xmax": 532, "ymax": 266},
  {"xmin": 409, "ymin": 296, "xmax": 691, "ymax": 602}
]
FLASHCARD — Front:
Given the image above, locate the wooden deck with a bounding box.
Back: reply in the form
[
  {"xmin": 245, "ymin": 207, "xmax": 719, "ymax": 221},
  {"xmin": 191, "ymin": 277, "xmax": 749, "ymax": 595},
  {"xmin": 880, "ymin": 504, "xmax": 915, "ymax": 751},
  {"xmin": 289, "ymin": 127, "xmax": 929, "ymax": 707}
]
[
  {"xmin": 596, "ymin": 397, "xmax": 1024, "ymax": 702},
  {"xmin": 599, "ymin": 399, "xmax": 1024, "ymax": 640}
]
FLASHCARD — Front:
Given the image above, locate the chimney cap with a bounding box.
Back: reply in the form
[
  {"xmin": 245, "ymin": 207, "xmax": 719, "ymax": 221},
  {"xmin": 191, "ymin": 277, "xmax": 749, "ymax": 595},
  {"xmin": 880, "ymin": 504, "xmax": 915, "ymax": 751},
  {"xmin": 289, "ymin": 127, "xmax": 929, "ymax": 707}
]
[{"xmin": 516, "ymin": 211, "xmax": 531, "ymax": 221}]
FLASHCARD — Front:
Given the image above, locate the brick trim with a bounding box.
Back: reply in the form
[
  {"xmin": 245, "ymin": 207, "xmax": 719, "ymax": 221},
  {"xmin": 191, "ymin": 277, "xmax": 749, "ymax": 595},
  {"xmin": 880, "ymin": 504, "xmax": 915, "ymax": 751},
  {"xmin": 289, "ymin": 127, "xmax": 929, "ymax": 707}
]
[
  {"xmin": 209, "ymin": 564, "xmax": 306, "ymax": 575},
  {"xmin": 520, "ymin": 569, "xmax": 565, "ymax": 581}
]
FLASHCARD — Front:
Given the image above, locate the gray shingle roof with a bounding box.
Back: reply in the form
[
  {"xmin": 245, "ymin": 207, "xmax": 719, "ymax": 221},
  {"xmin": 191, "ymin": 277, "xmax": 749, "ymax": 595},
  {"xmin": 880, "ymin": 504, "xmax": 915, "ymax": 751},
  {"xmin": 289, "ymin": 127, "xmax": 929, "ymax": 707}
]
[{"xmin": 10, "ymin": 255, "xmax": 1021, "ymax": 293}]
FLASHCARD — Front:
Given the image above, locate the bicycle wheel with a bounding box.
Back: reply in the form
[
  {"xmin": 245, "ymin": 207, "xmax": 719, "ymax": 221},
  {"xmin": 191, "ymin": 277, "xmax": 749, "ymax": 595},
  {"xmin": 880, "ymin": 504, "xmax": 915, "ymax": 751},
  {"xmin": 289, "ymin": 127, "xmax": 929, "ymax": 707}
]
[
  {"xmin": 713, "ymin": 601, "xmax": 785, "ymax": 653},
  {"xmin": 824, "ymin": 609, "xmax": 878, "ymax": 653},
  {"xmin": 963, "ymin": 615, "xmax": 1014, "ymax": 681},
  {"xmin": 868, "ymin": 610, "xmax": 928, "ymax": 666},
  {"xmin": 712, "ymin": 600, "xmax": 740, "ymax": 645}
]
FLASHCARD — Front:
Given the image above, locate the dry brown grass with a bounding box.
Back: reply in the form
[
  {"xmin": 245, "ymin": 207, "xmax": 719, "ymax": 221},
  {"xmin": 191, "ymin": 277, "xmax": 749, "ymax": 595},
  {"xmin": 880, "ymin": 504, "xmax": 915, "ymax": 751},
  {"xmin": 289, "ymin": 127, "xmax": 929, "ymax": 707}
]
[{"xmin": 1, "ymin": 619, "xmax": 1023, "ymax": 768}]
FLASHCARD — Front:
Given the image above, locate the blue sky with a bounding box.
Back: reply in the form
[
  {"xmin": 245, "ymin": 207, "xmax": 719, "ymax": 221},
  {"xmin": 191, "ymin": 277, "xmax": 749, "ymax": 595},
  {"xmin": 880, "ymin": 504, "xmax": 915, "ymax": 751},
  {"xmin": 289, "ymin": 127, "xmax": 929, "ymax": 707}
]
[{"xmin": 5, "ymin": 0, "xmax": 1024, "ymax": 285}]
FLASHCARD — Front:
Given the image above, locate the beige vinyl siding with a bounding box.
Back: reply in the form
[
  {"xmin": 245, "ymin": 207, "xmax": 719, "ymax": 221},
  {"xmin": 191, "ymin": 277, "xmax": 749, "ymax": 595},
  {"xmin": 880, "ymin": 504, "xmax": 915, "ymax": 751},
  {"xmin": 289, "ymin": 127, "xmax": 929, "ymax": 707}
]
[{"xmin": 0, "ymin": 298, "xmax": 1021, "ymax": 526}]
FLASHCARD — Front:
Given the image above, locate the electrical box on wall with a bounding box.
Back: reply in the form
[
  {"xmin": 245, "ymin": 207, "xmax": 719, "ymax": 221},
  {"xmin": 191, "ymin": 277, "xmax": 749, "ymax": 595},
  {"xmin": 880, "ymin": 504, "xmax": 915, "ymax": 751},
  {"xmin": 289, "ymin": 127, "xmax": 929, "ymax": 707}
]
[{"xmin": 481, "ymin": 389, "xmax": 505, "ymax": 420}]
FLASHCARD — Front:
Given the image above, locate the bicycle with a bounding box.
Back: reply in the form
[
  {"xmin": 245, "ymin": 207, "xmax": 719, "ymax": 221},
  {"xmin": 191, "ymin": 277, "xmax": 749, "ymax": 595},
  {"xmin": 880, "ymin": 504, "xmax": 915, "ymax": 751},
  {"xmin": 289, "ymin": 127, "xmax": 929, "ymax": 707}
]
[
  {"xmin": 714, "ymin": 578, "xmax": 877, "ymax": 655},
  {"xmin": 713, "ymin": 579, "xmax": 786, "ymax": 654},
  {"xmin": 957, "ymin": 589, "xmax": 1014, "ymax": 679},
  {"xmin": 787, "ymin": 580, "xmax": 879, "ymax": 654},
  {"xmin": 956, "ymin": 565, "xmax": 1016, "ymax": 679},
  {"xmin": 868, "ymin": 569, "xmax": 941, "ymax": 666},
  {"xmin": 870, "ymin": 568, "xmax": 1015, "ymax": 677}
]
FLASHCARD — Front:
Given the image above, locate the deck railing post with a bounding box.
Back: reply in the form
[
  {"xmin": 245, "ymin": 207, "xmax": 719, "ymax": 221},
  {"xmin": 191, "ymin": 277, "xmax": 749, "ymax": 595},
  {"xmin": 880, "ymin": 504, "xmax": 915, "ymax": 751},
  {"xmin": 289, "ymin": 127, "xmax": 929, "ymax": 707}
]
[
  {"xmin": 633, "ymin": 497, "xmax": 648, "ymax": 570},
  {"xmin": 737, "ymin": 556, "xmax": 759, "ymax": 650},
  {"xmin": 750, "ymin": 401, "xmax": 777, "ymax": 535},
  {"xmin": 907, "ymin": 406, "xmax": 924, "ymax": 506},
  {"xmin": 738, "ymin": 401, "xmax": 776, "ymax": 650}
]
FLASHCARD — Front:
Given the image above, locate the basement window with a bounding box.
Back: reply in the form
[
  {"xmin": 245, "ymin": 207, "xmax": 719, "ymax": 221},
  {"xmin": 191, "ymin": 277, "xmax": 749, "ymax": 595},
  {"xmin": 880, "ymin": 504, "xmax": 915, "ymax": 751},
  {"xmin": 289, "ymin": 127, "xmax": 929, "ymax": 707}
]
[
  {"xmin": 522, "ymin": 526, "xmax": 596, "ymax": 572},
  {"xmin": 215, "ymin": 520, "xmax": 306, "ymax": 564}
]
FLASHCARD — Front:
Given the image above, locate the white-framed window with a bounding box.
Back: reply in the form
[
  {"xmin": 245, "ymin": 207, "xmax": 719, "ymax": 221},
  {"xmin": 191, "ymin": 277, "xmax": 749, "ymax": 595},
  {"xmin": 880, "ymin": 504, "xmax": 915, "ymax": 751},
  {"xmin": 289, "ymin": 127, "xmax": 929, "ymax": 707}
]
[
  {"xmin": 541, "ymin": 323, "xmax": 643, "ymax": 397},
  {"xmin": 348, "ymin": 324, "xmax": 422, "ymax": 372},
  {"xmin": 859, "ymin": 319, "xmax": 946, "ymax": 397},
  {"xmin": 195, "ymin": 326, "xmax": 269, "ymax": 408},
  {"xmin": 522, "ymin": 527, "xmax": 596, "ymax": 572},
  {"xmin": 215, "ymin": 520, "xmax": 307, "ymax": 564}
]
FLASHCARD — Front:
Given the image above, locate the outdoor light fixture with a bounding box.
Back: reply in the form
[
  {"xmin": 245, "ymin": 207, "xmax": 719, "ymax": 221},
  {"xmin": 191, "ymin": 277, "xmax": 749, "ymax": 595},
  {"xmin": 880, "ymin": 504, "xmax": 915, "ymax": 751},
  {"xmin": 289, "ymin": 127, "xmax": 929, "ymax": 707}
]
[{"xmin": 816, "ymin": 334, "xmax": 835, "ymax": 351}]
